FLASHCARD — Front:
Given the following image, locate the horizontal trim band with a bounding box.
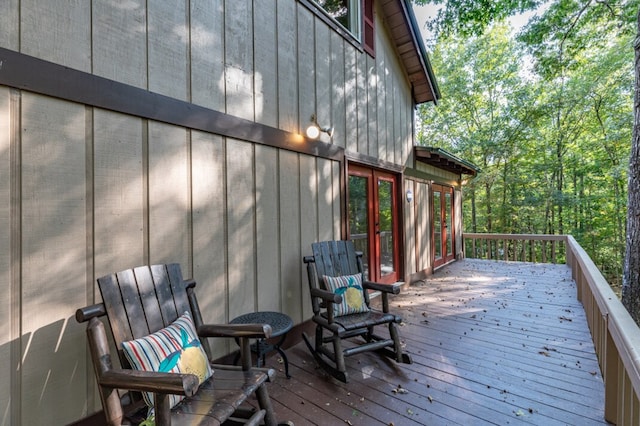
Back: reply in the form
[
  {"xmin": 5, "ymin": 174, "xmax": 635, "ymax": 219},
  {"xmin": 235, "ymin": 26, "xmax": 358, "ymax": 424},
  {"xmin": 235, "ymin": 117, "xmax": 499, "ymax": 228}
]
[{"xmin": 0, "ymin": 47, "xmax": 344, "ymax": 162}]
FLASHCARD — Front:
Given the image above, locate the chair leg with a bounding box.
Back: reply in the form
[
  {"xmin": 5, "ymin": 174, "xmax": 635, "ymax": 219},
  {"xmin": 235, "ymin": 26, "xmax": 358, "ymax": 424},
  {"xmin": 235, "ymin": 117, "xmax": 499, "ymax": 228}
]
[
  {"xmin": 386, "ymin": 322, "xmax": 412, "ymax": 364},
  {"xmin": 388, "ymin": 322, "xmax": 403, "ymax": 363},
  {"xmin": 256, "ymin": 384, "xmax": 277, "ymax": 426},
  {"xmin": 315, "ymin": 325, "xmax": 323, "ymax": 352},
  {"xmin": 333, "ymin": 333, "xmax": 346, "ymax": 374}
]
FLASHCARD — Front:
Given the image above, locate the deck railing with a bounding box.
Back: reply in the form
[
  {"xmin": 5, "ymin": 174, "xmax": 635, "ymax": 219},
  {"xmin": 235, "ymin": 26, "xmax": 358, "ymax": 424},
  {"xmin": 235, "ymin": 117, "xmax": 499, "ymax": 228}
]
[
  {"xmin": 463, "ymin": 232, "xmax": 566, "ymax": 263},
  {"xmin": 464, "ymin": 233, "xmax": 640, "ymax": 424}
]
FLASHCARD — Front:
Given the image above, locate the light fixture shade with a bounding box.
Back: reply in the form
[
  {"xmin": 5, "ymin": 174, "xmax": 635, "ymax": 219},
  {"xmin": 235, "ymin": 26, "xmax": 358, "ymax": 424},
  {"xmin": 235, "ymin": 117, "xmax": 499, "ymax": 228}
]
[
  {"xmin": 306, "ymin": 124, "xmax": 321, "ymax": 139},
  {"xmin": 306, "ymin": 114, "xmax": 333, "ymax": 140}
]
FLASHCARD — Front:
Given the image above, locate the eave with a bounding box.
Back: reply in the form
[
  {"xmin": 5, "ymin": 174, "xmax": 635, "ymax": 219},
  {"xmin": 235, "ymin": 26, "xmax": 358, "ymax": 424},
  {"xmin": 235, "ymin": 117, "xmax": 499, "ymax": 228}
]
[
  {"xmin": 415, "ymin": 146, "xmax": 480, "ymax": 176},
  {"xmin": 379, "ymin": 0, "xmax": 441, "ymax": 104}
]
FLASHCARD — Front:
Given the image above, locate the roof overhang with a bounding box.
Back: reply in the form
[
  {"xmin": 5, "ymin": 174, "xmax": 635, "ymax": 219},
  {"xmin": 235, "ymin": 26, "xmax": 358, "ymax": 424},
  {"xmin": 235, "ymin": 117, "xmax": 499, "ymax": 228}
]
[
  {"xmin": 379, "ymin": 0, "xmax": 441, "ymax": 104},
  {"xmin": 415, "ymin": 147, "xmax": 480, "ymax": 177}
]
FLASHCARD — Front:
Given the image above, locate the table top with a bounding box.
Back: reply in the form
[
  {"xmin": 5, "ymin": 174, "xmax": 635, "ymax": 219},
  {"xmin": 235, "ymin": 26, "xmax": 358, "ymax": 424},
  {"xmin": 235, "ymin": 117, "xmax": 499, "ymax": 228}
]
[{"xmin": 230, "ymin": 311, "xmax": 293, "ymax": 337}]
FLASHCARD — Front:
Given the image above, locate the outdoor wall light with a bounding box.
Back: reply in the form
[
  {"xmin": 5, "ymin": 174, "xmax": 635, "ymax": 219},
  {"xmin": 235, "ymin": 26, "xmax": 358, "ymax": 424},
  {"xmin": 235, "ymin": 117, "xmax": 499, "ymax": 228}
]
[
  {"xmin": 305, "ymin": 114, "xmax": 334, "ymax": 139},
  {"xmin": 406, "ymin": 189, "xmax": 414, "ymax": 203}
]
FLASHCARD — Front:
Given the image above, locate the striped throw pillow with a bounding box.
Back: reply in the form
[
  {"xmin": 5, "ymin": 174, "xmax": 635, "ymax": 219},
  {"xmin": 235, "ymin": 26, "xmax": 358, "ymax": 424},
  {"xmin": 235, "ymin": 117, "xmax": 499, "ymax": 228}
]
[
  {"xmin": 121, "ymin": 311, "xmax": 213, "ymax": 409},
  {"xmin": 322, "ymin": 273, "xmax": 369, "ymax": 316}
]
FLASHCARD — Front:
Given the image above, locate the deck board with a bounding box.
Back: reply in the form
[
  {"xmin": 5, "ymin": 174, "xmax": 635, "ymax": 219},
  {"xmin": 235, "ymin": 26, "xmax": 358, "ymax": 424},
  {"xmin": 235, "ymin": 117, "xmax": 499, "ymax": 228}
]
[{"xmin": 259, "ymin": 259, "xmax": 607, "ymax": 425}]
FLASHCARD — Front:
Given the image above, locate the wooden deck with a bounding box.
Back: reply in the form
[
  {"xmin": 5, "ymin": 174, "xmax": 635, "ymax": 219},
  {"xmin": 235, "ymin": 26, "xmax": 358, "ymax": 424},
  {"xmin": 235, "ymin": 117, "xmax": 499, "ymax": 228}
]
[{"xmin": 259, "ymin": 259, "xmax": 608, "ymax": 425}]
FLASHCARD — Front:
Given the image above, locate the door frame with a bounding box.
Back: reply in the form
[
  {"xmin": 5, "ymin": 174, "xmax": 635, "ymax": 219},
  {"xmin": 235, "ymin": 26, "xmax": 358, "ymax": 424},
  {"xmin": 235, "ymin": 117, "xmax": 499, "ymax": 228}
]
[
  {"xmin": 347, "ymin": 164, "xmax": 402, "ymax": 283},
  {"xmin": 432, "ymin": 183, "xmax": 455, "ymax": 268}
]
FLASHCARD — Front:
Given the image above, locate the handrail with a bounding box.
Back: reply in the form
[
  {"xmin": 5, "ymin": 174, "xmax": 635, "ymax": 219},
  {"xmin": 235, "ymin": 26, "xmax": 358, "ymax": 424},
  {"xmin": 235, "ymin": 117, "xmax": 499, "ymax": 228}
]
[
  {"xmin": 565, "ymin": 235, "xmax": 640, "ymax": 424},
  {"xmin": 463, "ymin": 233, "xmax": 640, "ymax": 424}
]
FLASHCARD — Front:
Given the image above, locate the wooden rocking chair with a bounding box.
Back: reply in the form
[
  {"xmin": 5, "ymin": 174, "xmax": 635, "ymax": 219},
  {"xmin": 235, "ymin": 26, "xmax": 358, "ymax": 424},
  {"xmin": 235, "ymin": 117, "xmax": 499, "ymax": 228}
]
[
  {"xmin": 76, "ymin": 263, "xmax": 289, "ymax": 426},
  {"xmin": 302, "ymin": 241, "xmax": 412, "ymax": 383}
]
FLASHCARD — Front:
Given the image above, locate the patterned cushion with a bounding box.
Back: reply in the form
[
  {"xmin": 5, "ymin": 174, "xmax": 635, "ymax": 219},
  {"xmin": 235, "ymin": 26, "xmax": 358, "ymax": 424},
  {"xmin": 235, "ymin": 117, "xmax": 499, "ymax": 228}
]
[
  {"xmin": 322, "ymin": 273, "xmax": 370, "ymax": 316},
  {"xmin": 121, "ymin": 311, "xmax": 213, "ymax": 409}
]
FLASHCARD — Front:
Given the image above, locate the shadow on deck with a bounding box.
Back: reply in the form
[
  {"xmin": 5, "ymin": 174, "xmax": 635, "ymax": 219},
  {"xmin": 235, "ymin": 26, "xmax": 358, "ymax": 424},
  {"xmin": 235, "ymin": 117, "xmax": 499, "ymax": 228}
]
[{"xmin": 261, "ymin": 259, "xmax": 607, "ymax": 425}]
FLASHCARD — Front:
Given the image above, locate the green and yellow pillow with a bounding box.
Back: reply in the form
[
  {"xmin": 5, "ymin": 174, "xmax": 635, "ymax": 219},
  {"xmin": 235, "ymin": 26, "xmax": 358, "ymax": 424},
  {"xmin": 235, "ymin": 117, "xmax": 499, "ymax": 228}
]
[{"xmin": 323, "ymin": 273, "xmax": 369, "ymax": 316}]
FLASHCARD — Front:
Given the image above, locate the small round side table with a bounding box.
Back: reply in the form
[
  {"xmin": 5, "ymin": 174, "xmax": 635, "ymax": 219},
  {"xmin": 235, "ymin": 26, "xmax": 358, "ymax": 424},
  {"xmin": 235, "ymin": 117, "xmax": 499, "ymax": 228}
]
[{"xmin": 230, "ymin": 311, "xmax": 293, "ymax": 378}]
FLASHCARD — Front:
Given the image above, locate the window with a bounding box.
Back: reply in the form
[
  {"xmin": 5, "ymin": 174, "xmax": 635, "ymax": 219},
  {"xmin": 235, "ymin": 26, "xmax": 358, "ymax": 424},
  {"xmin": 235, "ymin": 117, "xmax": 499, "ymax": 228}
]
[
  {"xmin": 311, "ymin": 0, "xmax": 375, "ymax": 55},
  {"xmin": 314, "ymin": 0, "xmax": 361, "ymax": 36}
]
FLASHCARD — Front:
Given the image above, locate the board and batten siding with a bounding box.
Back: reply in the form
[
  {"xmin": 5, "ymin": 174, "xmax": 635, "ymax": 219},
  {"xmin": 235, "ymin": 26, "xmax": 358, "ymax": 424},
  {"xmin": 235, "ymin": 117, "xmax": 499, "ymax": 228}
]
[
  {"xmin": 0, "ymin": 90, "xmax": 343, "ymax": 424},
  {"xmin": 404, "ymin": 162, "xmax": 465, "ymax": 280},
  {"xmin": 0, "ymin": 0, "xmax": 420, "ymax": 423}
]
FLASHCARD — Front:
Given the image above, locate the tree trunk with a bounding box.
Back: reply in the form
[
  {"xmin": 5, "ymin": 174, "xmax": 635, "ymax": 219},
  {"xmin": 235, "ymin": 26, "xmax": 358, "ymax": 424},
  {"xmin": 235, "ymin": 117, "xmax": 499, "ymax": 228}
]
[{"xmin": 622, "ymin": 9, "xmax": 640, "ymax": 323}]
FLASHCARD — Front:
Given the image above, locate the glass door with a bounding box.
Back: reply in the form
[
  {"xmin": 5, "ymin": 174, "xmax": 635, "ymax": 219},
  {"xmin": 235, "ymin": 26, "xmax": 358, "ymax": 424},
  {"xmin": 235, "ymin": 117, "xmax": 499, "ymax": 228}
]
[
  {"xmin": 433, "ymin": 184, "xmax": 455, "ymax": 268},
  {"xmin": 348, "ymin": 165, "xmax": 400, "ymax": 283}
]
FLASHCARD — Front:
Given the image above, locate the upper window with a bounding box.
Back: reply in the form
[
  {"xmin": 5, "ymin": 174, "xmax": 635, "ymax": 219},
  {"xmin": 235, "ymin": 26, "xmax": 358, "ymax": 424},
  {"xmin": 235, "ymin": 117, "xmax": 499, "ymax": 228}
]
[
  {"xmin": 312, "ymin": 0, "xmax": 375, "ymax": 56},
  {"xmin": 314, "ymin": 0, "xmax": 361, "ymax": 37}
]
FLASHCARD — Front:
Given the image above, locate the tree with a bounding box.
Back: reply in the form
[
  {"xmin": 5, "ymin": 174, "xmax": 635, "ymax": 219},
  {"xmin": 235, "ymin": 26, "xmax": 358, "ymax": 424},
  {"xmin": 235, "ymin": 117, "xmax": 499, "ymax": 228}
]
[
  {"xmin": 414, "ymin": 0, "xmax": 639, "ymax": 314},
  {"xmin": 622, "ymin": 11, "xmax": 640, "ymax": 321}
]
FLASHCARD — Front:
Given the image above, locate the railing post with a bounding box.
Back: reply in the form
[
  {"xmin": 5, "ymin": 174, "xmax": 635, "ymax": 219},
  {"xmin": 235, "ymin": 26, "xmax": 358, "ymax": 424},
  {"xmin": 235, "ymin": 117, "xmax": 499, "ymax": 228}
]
[{"xmin": 604, "ymin": 325, "xmax": 618, "ymax": 424}]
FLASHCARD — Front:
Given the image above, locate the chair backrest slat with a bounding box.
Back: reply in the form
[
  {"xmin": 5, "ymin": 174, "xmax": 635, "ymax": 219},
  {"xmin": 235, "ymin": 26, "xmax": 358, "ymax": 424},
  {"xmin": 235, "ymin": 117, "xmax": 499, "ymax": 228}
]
[
  {"xmin": 132, "ymin": 265, "xmax": 165, "ymax": 333},
  {"xmin": 313, "ymin": 242, "xmax": 333, "ymax": 278},
  {"xmin": 148, "ymin": 264, "xmax": 179, "ymax": 324},
  {"xmin": 166, "ymin": 263, "xmax": 191, "ymax": 316}
]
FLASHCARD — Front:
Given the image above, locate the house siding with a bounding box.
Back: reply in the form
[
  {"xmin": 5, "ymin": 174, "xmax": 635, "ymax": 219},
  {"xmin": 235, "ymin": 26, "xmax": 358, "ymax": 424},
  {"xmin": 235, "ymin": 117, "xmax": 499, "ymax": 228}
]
[
  {"xmin": 404, "ymin": 162, "xmax": 466, "ymax": 280},
  {"xmin": 0, "ymin": 1, "xmax": 442, "ymax": 424}
]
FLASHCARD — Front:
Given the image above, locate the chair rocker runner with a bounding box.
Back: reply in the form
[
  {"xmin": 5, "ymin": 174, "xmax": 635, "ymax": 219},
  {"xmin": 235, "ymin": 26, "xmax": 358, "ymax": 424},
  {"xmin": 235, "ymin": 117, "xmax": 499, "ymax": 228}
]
[
  {"xmin": 76, "ymin": 263, "xmax": 291, "ymax": 426},
  {"xmin": 302, "ymin": 241, "xmax": 412, "ymax": 383}
]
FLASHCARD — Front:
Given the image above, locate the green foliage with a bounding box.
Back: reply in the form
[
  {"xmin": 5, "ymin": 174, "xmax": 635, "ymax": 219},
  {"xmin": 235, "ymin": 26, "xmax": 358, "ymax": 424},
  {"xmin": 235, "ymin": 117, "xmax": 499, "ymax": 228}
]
[
  {"xmin": 415, "ymin": 0, "xmax": 635, "ymax": 285},
  {"xmin": 413, "ymin": 0, "xmax": 542, "ymax": 36}
]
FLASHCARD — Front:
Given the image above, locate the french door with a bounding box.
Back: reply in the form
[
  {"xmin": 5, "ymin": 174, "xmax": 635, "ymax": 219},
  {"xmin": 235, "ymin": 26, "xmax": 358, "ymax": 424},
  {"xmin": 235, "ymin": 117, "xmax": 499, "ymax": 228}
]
[
  {"xmin": 348, "ymin": 165, "xmax": 400, "ymax": 283},
  {"xmin": 433, "ymin": 184, "xmax": 455, "ymax": 268}
]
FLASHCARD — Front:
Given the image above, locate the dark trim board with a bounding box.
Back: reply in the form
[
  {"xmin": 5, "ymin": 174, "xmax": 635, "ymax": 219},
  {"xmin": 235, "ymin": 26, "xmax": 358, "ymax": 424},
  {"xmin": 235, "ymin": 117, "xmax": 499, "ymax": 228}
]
[
  {"xmin": 0, "ymin": 47, "xmax": 343, "ymax": 162},
  {"xmin": 404, "ymin": 167, "xmax": 461, "ymax": 188},
  {"xmin": 345, "ymin": 150, "xmax": 404, "ymax": 173}
]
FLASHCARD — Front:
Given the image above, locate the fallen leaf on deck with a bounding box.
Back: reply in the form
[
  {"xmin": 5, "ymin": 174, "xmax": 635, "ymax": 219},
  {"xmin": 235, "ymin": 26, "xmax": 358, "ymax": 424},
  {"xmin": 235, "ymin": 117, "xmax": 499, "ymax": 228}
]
[
  {"xmin": 539, "ymin": 351, "xmax": 550, "ymax": 357},
  {"xmin": 392, "ymin": 385, "xmax": 408, "ymax": 394}
]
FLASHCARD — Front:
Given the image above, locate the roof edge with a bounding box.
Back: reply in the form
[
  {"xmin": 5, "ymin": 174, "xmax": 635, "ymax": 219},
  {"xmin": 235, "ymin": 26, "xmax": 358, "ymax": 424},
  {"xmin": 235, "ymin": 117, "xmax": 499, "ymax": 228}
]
[
  {"xmin": 401, "ymin": 0, "xmax": 441, "ymax": 102},
  {"xmin": 414, "ymin": 146, "xmax": 480, "ymax": 176}
]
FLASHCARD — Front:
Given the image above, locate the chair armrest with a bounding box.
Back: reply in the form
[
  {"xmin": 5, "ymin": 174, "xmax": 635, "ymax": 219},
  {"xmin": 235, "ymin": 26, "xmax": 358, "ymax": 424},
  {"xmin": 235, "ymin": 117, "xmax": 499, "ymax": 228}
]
[
  {"xmin": 363, "ymin": 280, "xmax": 401, "ymax": 294},
  {"xmin": 310, "ymin": 287, "xmax": 342, "ymax": 304},
  {"xmin": 99, "ymin": 368, "xmax": 200, "ymax": 397},
  {"xmin": 198, "ymin": 323, "xmax": 273, "ymax": 339},
  {"xmin": 75, "ymin": 303, "xmax": 107, "ymax": 323}
]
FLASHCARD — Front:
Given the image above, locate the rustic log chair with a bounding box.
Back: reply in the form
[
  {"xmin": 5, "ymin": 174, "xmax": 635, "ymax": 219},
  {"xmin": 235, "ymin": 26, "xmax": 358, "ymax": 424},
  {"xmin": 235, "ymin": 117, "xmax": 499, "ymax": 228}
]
[
  {"xmin": 76, "ymin": 263, "xmax": 289, "ymax": 426},
  {"xmin": 302, "ymin": 241, "xmax": 412, "ymax": 383}
]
